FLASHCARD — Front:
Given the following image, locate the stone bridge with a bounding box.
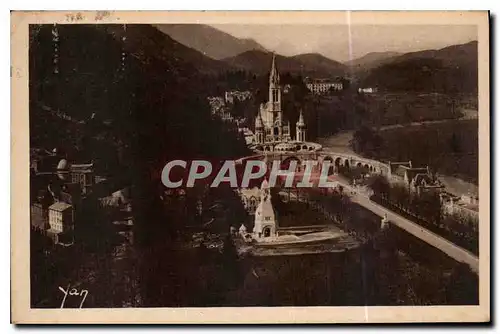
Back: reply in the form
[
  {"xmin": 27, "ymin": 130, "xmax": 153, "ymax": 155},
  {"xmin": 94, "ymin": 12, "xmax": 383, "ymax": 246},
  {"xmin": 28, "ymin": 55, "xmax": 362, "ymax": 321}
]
[{"xmin": 236, "ymin": 150, "xmax": 390, "ymax": 177}]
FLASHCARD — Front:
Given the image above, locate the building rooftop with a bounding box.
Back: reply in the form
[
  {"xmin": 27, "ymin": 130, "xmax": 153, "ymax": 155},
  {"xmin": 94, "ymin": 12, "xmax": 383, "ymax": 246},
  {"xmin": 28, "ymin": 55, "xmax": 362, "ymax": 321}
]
[{"xmin": 49, "ymin": 202, "xmax": 73, "ymax": 212}]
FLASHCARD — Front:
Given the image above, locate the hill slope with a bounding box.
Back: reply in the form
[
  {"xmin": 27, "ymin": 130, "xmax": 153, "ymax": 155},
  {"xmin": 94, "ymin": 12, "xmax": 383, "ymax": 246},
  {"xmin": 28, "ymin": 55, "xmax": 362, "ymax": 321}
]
[
  {"xmin": 290, "ymin": 53, "xmax": 346, "ymax": 76},
  {"xmin": 222, "ymin": 50, "xmax": 346, "ymax": 78},
  {"xmin": 360, "ymin": 41, "xmax": 478, "ymax": 93},
  {"xmin": 345, "ymin": 51, "xmax": 402, "ymax": 71},
  {"xmin": 155, "ymin": 24, "xmax": 267, "ymax": 60},
  {"xmin": 29, "ymin": 24, "xmax": 243, "ymax": 161}
]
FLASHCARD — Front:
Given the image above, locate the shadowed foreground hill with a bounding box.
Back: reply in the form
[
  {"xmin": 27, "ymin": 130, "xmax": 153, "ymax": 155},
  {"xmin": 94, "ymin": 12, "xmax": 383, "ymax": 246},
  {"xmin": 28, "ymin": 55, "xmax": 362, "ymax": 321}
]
[
  {"xmin": 29, "ymin": 24, "xmax": 243, "ymax": 159},
  {"xmin": 29, "ymin": 22, "xmax": 249, "ymax": 228},
  {"xmin": 30, "ymin": 24, "xmax": 251, "ymax": 307}
]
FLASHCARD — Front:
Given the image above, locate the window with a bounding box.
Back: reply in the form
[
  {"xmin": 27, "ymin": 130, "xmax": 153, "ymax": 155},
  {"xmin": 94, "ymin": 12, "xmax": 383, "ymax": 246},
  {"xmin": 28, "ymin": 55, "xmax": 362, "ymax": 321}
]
[
  {"xmin": 265, "ymin": 216, "xmax": 271, "ymax": 221},
  {"xmin": 272, "ymin": 89, "xmax": 279, "ymax": 102}
]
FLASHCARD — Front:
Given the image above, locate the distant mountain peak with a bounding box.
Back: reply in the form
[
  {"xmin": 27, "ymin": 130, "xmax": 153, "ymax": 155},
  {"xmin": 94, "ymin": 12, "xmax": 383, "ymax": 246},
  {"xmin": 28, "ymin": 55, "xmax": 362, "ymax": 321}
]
[{"xmin": 155, "ymin": 24, "xmax": 267, "ymax": 60}]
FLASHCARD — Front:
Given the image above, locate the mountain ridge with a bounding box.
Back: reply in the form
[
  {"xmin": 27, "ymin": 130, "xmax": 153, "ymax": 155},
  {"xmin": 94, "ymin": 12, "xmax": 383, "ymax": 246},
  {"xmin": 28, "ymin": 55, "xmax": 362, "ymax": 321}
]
[
  {"xmin": 155, "ymin": 24, "xmax": 267, "ymax": 60},
  {"xmin": 360, "ymin": 41, "xmax": 478, "ymax": 93},
  {"xmin": 345, "ymin": 51, "xmax": 402, "ymax": 71},
  {"xmin": 222, "ymin": 50, "xmax": 346, "ymax": 78}
]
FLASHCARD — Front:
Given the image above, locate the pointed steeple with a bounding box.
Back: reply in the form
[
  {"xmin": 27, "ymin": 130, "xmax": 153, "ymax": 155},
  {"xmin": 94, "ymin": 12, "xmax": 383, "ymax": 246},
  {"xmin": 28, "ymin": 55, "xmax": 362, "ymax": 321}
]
[
  {"xmin": 260, "ymin": 178, "xmax": 271, "ymax": 200},
  {"xmin": 297, "ymin": 109, "xmax": 305, "ymax": 127},
  {"xmin": 269, "ymin": 52, "xmax": 280, "ymax": 85},
  {"xmin": 255, "ymin": 109, "xmax": 263, "ymax": 129}
]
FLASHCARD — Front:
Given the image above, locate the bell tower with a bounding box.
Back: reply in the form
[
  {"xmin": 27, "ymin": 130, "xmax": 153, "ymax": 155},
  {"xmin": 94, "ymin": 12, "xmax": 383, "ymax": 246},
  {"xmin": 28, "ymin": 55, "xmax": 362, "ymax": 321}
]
[{"xmin": 254, "ymin": 110, "xmax": 264, "ymax": 144}]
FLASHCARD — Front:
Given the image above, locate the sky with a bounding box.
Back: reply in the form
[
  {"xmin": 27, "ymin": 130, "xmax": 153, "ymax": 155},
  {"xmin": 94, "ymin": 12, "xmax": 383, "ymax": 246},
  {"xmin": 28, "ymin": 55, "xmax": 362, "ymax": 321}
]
[{"xmin": 211, "ymin": 24, "xmax": 477, "ymax": 62}]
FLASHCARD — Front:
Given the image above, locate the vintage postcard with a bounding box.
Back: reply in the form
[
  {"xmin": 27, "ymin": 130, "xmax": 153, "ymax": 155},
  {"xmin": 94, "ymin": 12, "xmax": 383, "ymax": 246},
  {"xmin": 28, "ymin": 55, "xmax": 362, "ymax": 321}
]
[{"xmin": 11, "ymin": 11, "xmax": 490, "ymax": 324}]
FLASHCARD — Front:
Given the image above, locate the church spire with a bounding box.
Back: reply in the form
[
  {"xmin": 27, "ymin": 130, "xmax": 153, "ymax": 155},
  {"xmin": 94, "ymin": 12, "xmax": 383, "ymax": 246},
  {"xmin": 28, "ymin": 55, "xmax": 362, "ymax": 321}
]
[
  {"xmin": 269, "ymin": 52, "xmax": 280, "ymax": 85},
  {"xmin": 255, "ymin": 109, "xmax": 263, "ymax": 129},
  {"xmin": 297, "ymin": 109, "xmax": 305, "ymax": 127}
]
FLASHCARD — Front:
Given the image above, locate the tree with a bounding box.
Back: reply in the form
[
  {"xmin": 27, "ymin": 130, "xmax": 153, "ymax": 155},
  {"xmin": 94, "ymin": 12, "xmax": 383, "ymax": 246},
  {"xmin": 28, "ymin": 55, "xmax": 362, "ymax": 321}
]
[
  {"xmin": 445, "ymin": 263, "xmax": 479, "ymax": 304},
  {"xmin": 449, "ymin": 132, "xmax": 462, "ymax": 154},
  {"xmin": 351, "ymin": 126, "xmax": 384, "ymax": 158},
  {"xmin": 367, "ymin": 175, "xmax": 390, "ymax": 198}
]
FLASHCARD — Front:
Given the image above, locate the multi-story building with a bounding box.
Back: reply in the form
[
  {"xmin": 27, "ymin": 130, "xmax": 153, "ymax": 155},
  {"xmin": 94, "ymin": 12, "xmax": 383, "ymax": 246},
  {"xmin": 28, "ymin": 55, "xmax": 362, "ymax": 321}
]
[
  {"xmin": 47, "ymin": 202, "xmax": 74, "ymax": 245},
  {"xmin": 224, "ymin": 90, "xmax": 252, "ymax": 104},
  {"xmin": 305, "ymin": 78, "xmax": 343, "ymax": 95},
  {"xmin": 48, "ymin": 202, "xmax": 74, "ymax": 234},
  {"xmin": 30, "ymin": 188, "xmax": 55, "ymax": 232},
  {"xmin": 70, "ymin": 163, "xmax": 94, "ymax": 195},
  {"xmin": 31, "ymin": 203, "xmax": 50, "ymax": 232}
]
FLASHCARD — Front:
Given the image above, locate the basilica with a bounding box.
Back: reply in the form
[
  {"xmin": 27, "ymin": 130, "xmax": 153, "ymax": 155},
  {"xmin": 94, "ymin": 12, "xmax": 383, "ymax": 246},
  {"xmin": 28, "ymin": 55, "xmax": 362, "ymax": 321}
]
[{"xmin": 254, "ymin": 54, "xmax": 306, "ymax": 146}]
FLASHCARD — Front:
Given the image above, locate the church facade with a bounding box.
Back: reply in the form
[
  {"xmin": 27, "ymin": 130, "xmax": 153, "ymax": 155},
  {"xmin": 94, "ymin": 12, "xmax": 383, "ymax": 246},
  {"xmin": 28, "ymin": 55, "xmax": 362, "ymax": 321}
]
[
  {"xmin": 238, "ymin": 179, "xmax": 277, "ymax": 241},
  {"xmin": 254, "ymin": 54, "xmax": 307, "ymax": 145}
]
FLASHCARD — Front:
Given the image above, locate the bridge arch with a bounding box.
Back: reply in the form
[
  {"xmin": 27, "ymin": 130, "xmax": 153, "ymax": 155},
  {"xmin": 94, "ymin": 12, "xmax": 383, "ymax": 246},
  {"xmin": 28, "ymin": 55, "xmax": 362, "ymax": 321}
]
[
  {"xmin": 281, "ymin": 156, "xmax": 302, "ymax": 172},
  {"xmin": 322, "ymin": 156, "xmax": 335, "ymax": 176}
]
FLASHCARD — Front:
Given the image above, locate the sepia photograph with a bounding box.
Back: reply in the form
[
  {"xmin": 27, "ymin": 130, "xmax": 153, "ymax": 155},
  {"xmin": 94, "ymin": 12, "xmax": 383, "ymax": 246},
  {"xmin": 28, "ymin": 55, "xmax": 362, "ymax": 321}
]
[{"xmin": 11, "ymin": 11, "xmax": 490, "ymax": 324}]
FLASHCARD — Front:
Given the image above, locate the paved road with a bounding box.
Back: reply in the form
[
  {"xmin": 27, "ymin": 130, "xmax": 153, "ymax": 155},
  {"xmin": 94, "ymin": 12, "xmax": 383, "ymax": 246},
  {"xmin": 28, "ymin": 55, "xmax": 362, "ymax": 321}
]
[
  {"xmin": 278, "ymin": 171, "xmax": 479, "ymax": 273},
  {"xmin": 328, "ymin": 173, "xmax": 479, "ymax": 273},
  {"xmin": 340, "ymin": 182, "xmax": 480, "ymax": 273}
]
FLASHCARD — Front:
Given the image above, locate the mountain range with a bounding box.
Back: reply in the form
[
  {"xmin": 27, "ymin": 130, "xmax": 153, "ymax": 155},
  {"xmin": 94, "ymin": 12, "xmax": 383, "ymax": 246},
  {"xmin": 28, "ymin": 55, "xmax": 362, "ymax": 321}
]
[
  {"xmin": 155, "ymin": 24, "xmax": 347, "ymax": 78},
  {"xmin": 344, "ymin": 51, "xmax": 402, "ymax": 71},
  {"xmin": 155, "ymin": 24, "xmax": 267, "ymax": 60},
  {"xmin": 153, "ymin": 24, "xmax": 477, "ymax": 93},
  {"xmin": 222, "ymin": 50, "xmax": 347, "ymax": 78},
  {"xmin": 359, "ymin": 41, "xmax": 478, "ymax": 93}
]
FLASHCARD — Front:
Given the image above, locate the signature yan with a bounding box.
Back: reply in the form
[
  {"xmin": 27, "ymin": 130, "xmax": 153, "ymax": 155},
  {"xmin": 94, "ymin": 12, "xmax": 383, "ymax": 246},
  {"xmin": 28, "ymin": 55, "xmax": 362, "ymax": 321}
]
[{"xmin": 58, "ymin": 285, "xmax": 89, "ymax": 308}]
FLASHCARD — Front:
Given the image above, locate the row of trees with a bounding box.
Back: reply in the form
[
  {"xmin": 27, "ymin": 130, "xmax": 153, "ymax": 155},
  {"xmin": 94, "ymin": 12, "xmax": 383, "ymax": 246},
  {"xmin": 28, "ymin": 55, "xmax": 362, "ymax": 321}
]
[{"xmin": 366, "ymin": 175, "xmax": 478, "ymax": 254}]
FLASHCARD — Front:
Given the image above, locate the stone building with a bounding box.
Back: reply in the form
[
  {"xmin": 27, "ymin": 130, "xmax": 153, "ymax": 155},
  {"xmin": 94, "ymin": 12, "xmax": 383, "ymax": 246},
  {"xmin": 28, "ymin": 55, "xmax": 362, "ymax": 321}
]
[
  {"xmin": 252, "ymin": 179, "xmax": 277, "ymax": 240},
  {"xmin": 237, "ymin": 187, "xmax": 261, "ymax": 215},
  {"xmin": 305, "ymin": 78, "xmax": 343, "ymax": 95},
  {"xmin": 31, "ymin": 203, "xmax": 50, "ymax": 232},
  {"xmin": 70, "ymin": 163, "xmax": 94, "ymax": 195},
  {"xmin": 254, "ymin": 54, "xmax": 292, "ymax": 144},
  {"xmin": 47, "ymin": 201, "xmax": 74, "ymax": 245},
  {"xmin": 440, "ymin": 192, "xmax": 479, "ymax": 221},
  {"xmin": 225, "ymin": 90, "xmax": 252, "ymax": 104},
  {"xmin": 387, "ymin": 161, "xmax": 444, "ymax": 194}
]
